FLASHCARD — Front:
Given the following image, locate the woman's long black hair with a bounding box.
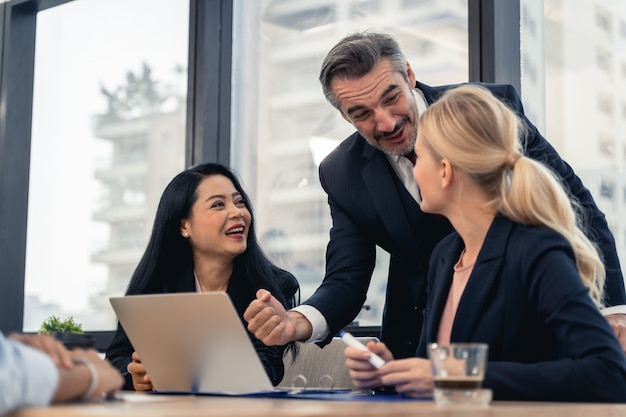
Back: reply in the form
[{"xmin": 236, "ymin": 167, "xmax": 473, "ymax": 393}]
[{"xmin": 125, "ymin": 162, "xmax": 299, "ymax": 314}]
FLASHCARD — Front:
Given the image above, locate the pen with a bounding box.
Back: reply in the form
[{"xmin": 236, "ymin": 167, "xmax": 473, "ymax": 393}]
[{"xmin": 339, "ymin": 331, "xmax": 386, "ymax": 369}]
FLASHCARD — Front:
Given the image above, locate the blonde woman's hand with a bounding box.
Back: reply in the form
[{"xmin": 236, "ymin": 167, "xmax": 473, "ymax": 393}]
[
  {"xmin": 344, "ymin": 341, "xmax": 394, "ymax": 389},
  {"xmin": 378, "ymin": 357, "xmax": 434, "ymax": 398},
  {"xmin": 606, "ymin": 313, "xmax": 626, "ymax": 353}
]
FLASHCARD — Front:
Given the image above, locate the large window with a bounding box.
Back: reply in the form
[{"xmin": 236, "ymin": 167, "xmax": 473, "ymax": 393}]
[
  {"xmin": 1, "ymin": 0, "xmax": 557, "ymax": 340},
  {"xmin": 231, "ymin": 0, "xmax": 469, "ymax": 325},
  {"xmin": 521, "ymin": 0, "xmax": 626, "ymax": 271},
  {"xmin": 23, "ymin": 0, "xmax": 189, "ymax": 331}
]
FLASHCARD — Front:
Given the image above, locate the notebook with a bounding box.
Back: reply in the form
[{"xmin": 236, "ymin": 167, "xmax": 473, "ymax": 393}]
[{"xmin": 109, "ymin": 292, "xmax": 280, "ymax": 395}]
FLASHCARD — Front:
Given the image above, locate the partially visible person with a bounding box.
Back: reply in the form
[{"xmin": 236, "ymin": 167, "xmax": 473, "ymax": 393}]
[
  {"xmin": 343, "ymin": 84, "xmax": 626, "ymax": 402},
  {"xmin": 1, "ymin": 332, "xmax": 123, "ymax": 415},
  {"xmin": 244, "ymin": 30, "xmax": 626, "ymax": 359},
  {"xmin": 105, "ymin": 163, "xmax": 299, "ymax": 391}
]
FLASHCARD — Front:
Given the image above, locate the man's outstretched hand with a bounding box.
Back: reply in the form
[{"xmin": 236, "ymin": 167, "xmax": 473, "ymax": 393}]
[{"xmin": 244, "ymin": 289, "xmax": 312, "ymax": 345}]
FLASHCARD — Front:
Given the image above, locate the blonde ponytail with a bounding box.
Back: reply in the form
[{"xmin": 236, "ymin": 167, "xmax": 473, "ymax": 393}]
[
  {"xmin": 501, "ymin": 156, "xmax": 605, "ymax": 306},
  {"xmin": 419, "ymin": 84, "xmax": 605, "ymax": 307}
]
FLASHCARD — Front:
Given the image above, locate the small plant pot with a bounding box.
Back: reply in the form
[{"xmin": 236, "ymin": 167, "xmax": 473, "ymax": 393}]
[{"xmin": 52, "ymin": 332, "xmax": 96, "ymax": 350}]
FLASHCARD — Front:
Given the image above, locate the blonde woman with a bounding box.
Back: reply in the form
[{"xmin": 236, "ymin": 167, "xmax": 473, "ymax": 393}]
[{"xmin": 344, "ymin": 84, "xmax": 626, "ymax": 402}]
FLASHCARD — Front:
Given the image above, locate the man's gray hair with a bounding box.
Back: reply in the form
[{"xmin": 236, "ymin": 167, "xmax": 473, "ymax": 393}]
[{"xmin": 319, "ymin": 30, "xmax": 408, "ymax": 109}]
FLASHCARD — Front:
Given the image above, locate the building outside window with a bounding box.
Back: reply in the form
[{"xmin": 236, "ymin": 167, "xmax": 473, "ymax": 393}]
[
  {"xmin": 23, "ymin": 0, "xmax": 189, "ymax": 331},
  {"xmin": 15, "ymin": 0, "xmax": 626, "ymax": 335},
  {"xmin": 231, "ymin": 0, "xmax": 469, "ymax": 325},
  {"xmin": 525, "ymin": 0, "xmax": 626, "ymax": 275}
]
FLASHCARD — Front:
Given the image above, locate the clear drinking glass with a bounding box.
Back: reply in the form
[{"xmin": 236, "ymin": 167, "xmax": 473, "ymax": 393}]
[{"xmin": 428, "ymin": 343, "xmax": 492, "ymax": 406}]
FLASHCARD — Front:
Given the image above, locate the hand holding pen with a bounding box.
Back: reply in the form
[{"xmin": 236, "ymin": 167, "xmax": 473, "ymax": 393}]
[
  {"xmin": 340, "ymin": 331, "xmax": 386, "ymax": 369},
  {"xmin": 341, "ymin": 331, "xmax": 399, "ymax": 392}
]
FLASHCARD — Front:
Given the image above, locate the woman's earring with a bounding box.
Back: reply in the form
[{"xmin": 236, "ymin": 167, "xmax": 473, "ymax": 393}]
[{"xmin": 183, "ymin": 232, "xmax": 189, "ymax": 238}]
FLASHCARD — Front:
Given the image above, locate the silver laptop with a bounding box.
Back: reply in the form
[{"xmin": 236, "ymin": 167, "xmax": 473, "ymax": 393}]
[{"xmin": 109, "ymin": 292, "xmax": 276, "ymax": 395}]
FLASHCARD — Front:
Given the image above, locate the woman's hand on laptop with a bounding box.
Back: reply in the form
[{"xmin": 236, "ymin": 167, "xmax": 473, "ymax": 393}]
[{"xmin": 128, "ymin": 351, "xmax": 154, "ymax": 391}]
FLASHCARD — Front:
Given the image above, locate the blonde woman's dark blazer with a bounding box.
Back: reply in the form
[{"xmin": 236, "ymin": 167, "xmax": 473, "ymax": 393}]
[{"xmin": 417, "ymin": 215, "xmax": 626, "ymax": 402}]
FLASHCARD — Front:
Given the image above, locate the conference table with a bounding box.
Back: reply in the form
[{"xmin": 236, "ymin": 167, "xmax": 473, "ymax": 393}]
[{"xmin": 8, "ymin": 392, "xmax": 626, "ymax": 417}]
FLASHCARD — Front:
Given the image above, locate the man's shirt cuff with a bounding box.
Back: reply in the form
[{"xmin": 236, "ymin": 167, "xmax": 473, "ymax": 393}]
[
  {"xmin": 291, "ymin": 305, "xmax": 330, "ymax": 343},
  {"xmin": 601, "ymin": 305, "xmax": 626, "ymax": 316}
]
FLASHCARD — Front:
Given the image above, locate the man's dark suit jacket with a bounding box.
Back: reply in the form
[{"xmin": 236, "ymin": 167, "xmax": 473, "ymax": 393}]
[
  {"xmin": 106, "ymin": 267, "xmax": 295, "ymax": 390},
  {"xmin": 415, "ymin": 215, "xmax": 626, "ymax": 402},
  {"xmin": 308, "ymin": 81, "xmax": 626, "ymax": 359}
]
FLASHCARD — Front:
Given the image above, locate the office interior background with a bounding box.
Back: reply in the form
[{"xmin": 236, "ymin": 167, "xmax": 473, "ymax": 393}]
[{"xmin": 0, "ymin": 0, "xmax": 624, "ymax": 349}]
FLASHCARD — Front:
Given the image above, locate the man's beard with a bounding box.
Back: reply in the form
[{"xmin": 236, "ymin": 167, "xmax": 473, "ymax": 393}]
[{"xmin": 367, "ymin": 117, "xmax": 417, "ymax": 157}]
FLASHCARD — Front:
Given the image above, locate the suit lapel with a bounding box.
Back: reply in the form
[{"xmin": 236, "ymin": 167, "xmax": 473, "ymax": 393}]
[
  {"xmin": 361, "ymin": 146, "xmax": 419, "ymax": 256},
  {"xmin": 450, "ymin": 216, "xmax": 513, "ymax": 342}
]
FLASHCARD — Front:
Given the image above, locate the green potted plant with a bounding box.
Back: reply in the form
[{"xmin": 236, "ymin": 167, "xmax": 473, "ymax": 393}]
[{"xmin": 39, "ymin": 315, "xmax": 95, "ymax": 350}]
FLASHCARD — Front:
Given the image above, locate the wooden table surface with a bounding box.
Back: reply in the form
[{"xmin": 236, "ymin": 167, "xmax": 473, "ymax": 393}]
[{"xmin": 7, "ymin": 392, "xmax": 626, "ymax": 417}]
